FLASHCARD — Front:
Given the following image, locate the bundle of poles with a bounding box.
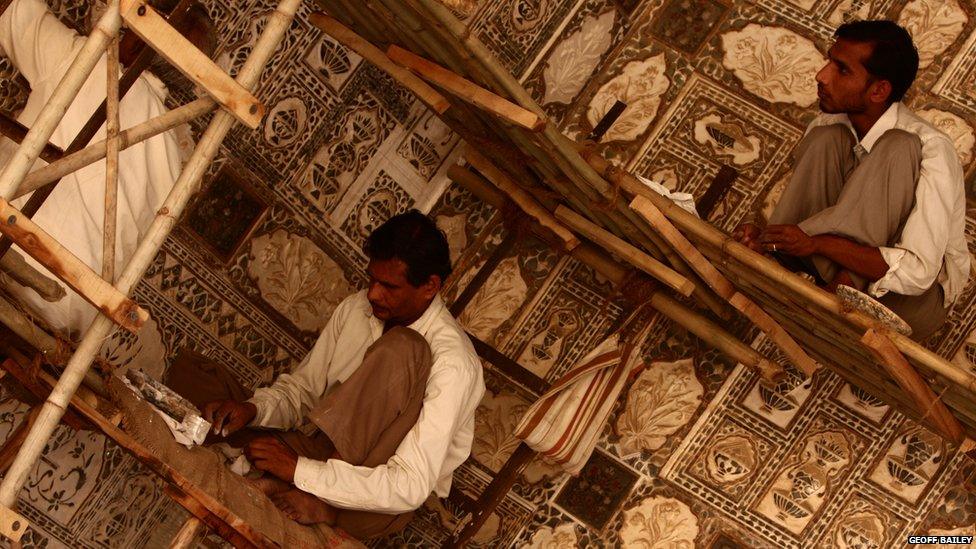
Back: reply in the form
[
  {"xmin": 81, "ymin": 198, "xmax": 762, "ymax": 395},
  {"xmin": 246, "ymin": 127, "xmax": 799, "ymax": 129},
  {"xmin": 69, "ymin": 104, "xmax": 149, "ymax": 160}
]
[{"xmin": 311, "ymin": 0, "xmax": 976, "ymax": 452}]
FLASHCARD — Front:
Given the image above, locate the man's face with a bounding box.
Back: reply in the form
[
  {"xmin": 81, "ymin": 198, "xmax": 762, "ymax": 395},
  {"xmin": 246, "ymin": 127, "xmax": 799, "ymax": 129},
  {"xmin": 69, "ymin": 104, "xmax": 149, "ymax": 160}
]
[
  {"xmin": 366, "ymin": 258, "xmax": 439, "ymax": 326},
  {"xmin": 815, "ymin": 38, "xmax": 881, "ymax": 114}
]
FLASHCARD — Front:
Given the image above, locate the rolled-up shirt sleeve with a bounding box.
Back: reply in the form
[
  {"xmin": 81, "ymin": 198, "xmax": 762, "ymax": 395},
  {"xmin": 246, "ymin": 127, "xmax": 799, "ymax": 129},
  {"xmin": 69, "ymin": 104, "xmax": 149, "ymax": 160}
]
[
  {"xmin": 292, "ymin": 361, "xmax": 479, "ymax": 513},
  {"xmin": 247, "ymin": 300, "xmax": 346, "ymax": 430},
  {"xmin": 0, "ymin": 0, "xmax": 81, "ymax": 85},
  {"xmin": 868, "ymin": 135, "xmax": 964, "ymax": 298}
]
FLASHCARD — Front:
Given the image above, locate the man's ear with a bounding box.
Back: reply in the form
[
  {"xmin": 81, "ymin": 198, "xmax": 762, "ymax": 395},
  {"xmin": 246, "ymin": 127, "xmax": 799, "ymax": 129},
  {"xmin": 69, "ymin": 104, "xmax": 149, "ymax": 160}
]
[
  {"xmin": 869, "ymin": 79, "xmax": 893, "ymax": 105},
  {"xmin": 423, "ymin": 274, "xmax": 443, "ymax": 299}
]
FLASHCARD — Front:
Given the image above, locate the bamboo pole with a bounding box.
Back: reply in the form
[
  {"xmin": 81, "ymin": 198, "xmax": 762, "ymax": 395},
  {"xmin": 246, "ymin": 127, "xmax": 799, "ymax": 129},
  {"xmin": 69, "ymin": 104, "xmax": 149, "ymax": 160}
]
[
  {"xmin": 0, "ymin": 2, "xmax": 122, "ymax": 199},
  {"xmin": 0, "ymin": 250, "xmax": 66, "ymax": 302},
  {"xmin": 14, "ymin": 99, "xmax": 217, "ymax": 199},
  {"xmin": 169, "ymin": 516, "xmax": 207, "ymax": 549},
  {"xmin": 555, "ymin": 205, "xmax": 693, "ymax": 297},
  {"xmin": 308, "ymin": 13, "xmax": 450, "ymax": 114},
  {"xmin": 861, "ymin": 329, "xmax": 965, "ymax": 444},
  {"xmin": 0, "ymin": 0, "xmax": 302, "ymax": 512},
  {"xmin": 449, "ymin": 162, "xmax": 784, "ymax": 382},
  {"xmin": 0, "ymin": 298, "xmax": 60, "ymax": 358},
  {"xmin": 388, "ymin": 45, "xmax": 544, "ymax": 131},
  {"xmin": 581, "ymin": 151, "xmax": 976, "ymax": 393},
  {"xmin": 103, "ymin": 35, "xmax": 120, "ymax": 283},
  {"xmin": 463, "ymin": 147, "xmax": 578, "ymax": 250}
]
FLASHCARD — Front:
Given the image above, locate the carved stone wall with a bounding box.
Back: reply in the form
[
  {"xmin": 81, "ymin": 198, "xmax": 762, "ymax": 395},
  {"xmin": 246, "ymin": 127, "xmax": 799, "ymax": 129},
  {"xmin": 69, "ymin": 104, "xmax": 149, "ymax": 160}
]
[{"xmin": 1, "ymin": 0, "xmax": 975, "ymax": 547}]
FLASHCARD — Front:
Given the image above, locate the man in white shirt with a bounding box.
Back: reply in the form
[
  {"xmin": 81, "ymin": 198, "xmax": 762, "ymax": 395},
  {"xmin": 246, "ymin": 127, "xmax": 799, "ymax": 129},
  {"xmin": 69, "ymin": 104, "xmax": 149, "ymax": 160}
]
[
  {"xmin": 0, "ymin": 0, "xmax": 212, "ymax": 338},
  {"xmin": 734, "ymin": 20, "xmax": 968, "ymax": 340},
  {"xmin": 168, "ymin": 211, "xmax": 485, "ymax": 539}
]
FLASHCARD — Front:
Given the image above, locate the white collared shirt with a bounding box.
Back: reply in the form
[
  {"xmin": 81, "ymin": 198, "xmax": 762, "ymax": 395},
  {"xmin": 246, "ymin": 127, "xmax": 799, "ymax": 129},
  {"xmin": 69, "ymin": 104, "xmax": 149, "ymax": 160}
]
[
  {"xmin": 806, "ymin": 102, "xmax": 969, "ymax": 306},
  {"xmin": 248, "ymin": 291, "xmax": 485, "ymax": 513},
  {"xmin": 0, "ymin": 0, "xmax": 183, "ymax": 336}
]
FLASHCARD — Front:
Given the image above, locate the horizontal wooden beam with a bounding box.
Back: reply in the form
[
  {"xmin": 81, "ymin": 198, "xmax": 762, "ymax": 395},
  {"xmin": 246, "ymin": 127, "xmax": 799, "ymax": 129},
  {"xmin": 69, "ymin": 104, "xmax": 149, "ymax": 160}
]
[
  {"xmin": 120, "ymin": 0, "xmax": 264, "ymax": 129},
  {"xmin": 0, "ymin": 198, "xmax": 148, "ymax": 333},
  {"xmin": 387, "ymin": 45, "xmax": 544, "ymax": 131},
  {"xmin": 309, "ymin": 13, "xmax": 450, "ymax": 114}
]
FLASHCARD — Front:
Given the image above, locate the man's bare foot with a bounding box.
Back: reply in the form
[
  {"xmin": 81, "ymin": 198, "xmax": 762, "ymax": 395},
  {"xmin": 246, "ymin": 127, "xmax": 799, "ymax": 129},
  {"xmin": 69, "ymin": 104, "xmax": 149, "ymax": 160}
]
[
  {"xmin": 248, "ymin": 475, "xmax": 291, "ymax": 497},
  {"xmin": 271, "ymin": 488, "xmax": 336, "ymax": 525}
]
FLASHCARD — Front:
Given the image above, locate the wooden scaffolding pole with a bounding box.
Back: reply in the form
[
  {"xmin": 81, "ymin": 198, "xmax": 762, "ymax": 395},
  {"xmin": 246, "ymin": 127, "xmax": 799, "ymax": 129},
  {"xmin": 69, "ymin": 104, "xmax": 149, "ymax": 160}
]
[{"xmin": 0, "ymin": 0, "xmax": 302, "ymax": 535}]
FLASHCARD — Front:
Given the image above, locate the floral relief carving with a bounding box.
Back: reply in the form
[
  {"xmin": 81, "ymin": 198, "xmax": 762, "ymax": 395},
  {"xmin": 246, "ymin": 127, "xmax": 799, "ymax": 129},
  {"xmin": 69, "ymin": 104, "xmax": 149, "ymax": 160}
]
[
  {"xmin": 721, "ymin": 25, "xmax": 824, "ymax": 107},
  {"xmin": 472, "ymin": 390, "xmax": 529, "ymax": 471},
  {"xmin": 524, "ymin": 522, "xmax": 578, "ymax": 548},
  {"xmin": 898, "ymin": 0, "xmax": 967, "ymax": 68},
  {"xmin": 436, "ymin": 213, "xmax": 469, "ymax": 264},
  {"xmin": 620, "ymin": 496, "xmax": 699, "ymax": 548},
  {"xmin": 918, "ymin": 109, "xmax": 975, "ymax": 165},
  {"xmin": 517, "ymin": 308, "xmax": 581, "ymax": 378},
  {"xmin": 458, "ymin": 256, "xmax": 528, "ymax": 344},
  {"xmin": 248, "ymin": 230, "xmax": 352, "ymax": 332},
  {"xmin": 615, "ymin": 358, "xmax": 703, "ymax": 457},
  {"xmin": 587, "ymin": 53, "xmax": 670, "ymax": 142},
  {"xmin": 543, "ymin": 11, "xmax": 615, "ymax": 105},
  {"xmin": 869, "ymin": 425, "xmax": 946, "ymax": 504},
  {"xmin": 705, "ymin": 434, "xmax": 758, "ymax": 485},
  {"xmin": 263, "ymin": 97, "xmax": 307, "ymax": 148}
]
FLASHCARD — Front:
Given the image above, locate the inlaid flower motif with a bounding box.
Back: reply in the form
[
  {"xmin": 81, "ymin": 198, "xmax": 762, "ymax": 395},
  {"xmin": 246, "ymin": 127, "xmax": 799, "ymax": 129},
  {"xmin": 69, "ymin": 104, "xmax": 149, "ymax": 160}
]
[
  {"xmin": 523, "ymin": 522, "xmax": 578, "ymax": 548},
  {"xmin": 248, "ymin": 230, "xmax": 352, "ymax": 332},
  {"xmin": 436, "ymin": 213, "xmax": 468, "ymax": 264},
  {"xmin": 615, "ymin": 358, "xmax": 703, "ymax": 457},
  {"xmin": 543, "ymin": 11, "xmax": 615, "ymax": 105},
  {"xmin": 620, "ymin": 496, "xmax": 699, "ymax": 548},
  {"xmin": 721, "ymin": 25, "xmax": 824, "ymax": 107},
  {"xmin": 693, "ymin": 113, "xmax": 762, "ymax": 165},
  {"xmin": 458, "ymin": 256, "xmax": 528, "ymax": 343},
  {"xmin": 587, "ymin": 54, "xmax": 670, "ymax": 142},
  {"xmin": 917, "ymin": 109, "xmax": 975, "ymax": 165},
  {"xmin": 898, "ymin": 0, "xmax": 967, "ymax": 68}
]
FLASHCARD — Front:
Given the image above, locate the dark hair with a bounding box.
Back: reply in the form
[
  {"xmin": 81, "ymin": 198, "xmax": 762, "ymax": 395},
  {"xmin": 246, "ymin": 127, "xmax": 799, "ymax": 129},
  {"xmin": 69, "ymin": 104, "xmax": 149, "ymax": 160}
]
[
  {"xmin": 364, "ymin": 210, "xmax": 453, "ymax": 287},
  {"xmin": 834, "ymin": 20, "xmax": 919, "ymax": 103}
]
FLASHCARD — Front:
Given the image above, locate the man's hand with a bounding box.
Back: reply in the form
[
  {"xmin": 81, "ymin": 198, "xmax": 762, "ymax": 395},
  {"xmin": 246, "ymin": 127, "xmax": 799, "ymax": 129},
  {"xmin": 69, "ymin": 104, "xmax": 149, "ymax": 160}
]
[
  {"xmin": 201, "ymin": 400, "xmax": 257, "ymax": 437},
  {"xmin": 732, "ymin": 222, "xmax": 764, "ymax": 253},
  {"xmin": 761, "ymin": 224, "xmax": 818, "ymax": 257},
  {"xmin": 246, "ymin": 437, "xmax": 298, "ymax": 483}
]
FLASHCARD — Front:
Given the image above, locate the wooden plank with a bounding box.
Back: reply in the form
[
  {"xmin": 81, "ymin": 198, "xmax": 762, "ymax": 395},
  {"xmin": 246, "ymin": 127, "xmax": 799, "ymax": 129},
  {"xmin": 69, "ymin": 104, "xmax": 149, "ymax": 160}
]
[
  {"xmin": 387, "ymin": 45, "xmax": 545, "ymax": 131},
  {"xmin": 630, "ymin": 195, "xmax": 819, "ymax": 376},
  {"xmin": 308, "ymin": 13, "xmax": 450, "ymax": 114},
  {"xmin": 0, "ymin": 198, "xmax": 148, "ymax": 333},
  {"xmin": 861, "ymin": 329, "xmax": 965, "ymax": 444},
  {"xmin": 168, "ymin": 516, "xmax": 208, "ymax": 549},
  {"xmin": 119, "ymin": 0, "xmax": 264, "ymax": 129},
  {"xmin": 463, "ymin": 146, "xmax": 578, "ymax": 250},
  {"xmin": 164, "ymin": 486, "xmax": 261, "ymax": 549},
  {"xmin": 0, "ymin": 504, "xmax": 26, "ymax": 543},
  {"xmin": 555, "ymin": 205, "xmax": 693, "ymax": 296}
]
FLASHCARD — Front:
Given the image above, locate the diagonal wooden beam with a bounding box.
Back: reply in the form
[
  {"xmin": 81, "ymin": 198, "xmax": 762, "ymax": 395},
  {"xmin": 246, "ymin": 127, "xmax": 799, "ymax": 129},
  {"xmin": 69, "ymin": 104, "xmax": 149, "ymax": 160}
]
[
  {"xmin": 387, "ymin": 45, "xmax": 545, "ymax": 131},
  {"xmin": 630, "ymin": 195, "xmax": 819, "ymax": 376},
  {"xmin": 861, "ymin": 329, "xmax": 966, "ymax": 444},
  {"xmin": 0, "ymin": 198, "xmax": 148, "ymax": 332},
  {"xmin": 120, "ymin": 0, "xmax": 264, "ymax": 129},
  {"xmin": 308, "ymin": 13, "xmax": 450, "ymax": 114},
  {"xmin": 0, "ymin": 113, "xmax": 64, "ymax": 164}
]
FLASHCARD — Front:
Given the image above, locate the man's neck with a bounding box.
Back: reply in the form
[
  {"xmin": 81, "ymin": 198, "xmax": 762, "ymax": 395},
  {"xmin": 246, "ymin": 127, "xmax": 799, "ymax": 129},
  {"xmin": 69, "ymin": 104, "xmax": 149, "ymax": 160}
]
[
  {"xmin": 847, "ymin": 103, "xmax": 891, "ymax": 140},
  {"xmin": 382, "ymin": 298, "xmax": 436, "ymax": 333}
]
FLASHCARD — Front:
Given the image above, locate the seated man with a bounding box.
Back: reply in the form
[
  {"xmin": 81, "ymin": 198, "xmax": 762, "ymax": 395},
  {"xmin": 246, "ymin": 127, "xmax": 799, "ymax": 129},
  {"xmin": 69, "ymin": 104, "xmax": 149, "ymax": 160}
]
[
  {"xmin": 167, "ymin": 211, "xmax": 485, "ymax": 540},
  {"xmin": 734, "ymin": 20, "xmax": 968, "ymax": 340},
  {"xmin": 0, "ymin": 0, "xmax": 213, "ymax": 338}
]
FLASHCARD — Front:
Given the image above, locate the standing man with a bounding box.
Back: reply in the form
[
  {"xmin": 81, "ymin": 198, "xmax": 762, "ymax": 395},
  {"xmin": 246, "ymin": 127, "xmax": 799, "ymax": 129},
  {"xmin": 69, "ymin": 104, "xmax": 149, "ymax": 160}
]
[
  {"xmin": 0, "ymin": 0, "xmax": 213, "ymax": 337},
  {"xmin": 734, "ymin": 20, "xmax": 968, "ymax": 340},
  {"xmin": 169, "ymin": 211, "xmax": 485, "ymax": 539}
]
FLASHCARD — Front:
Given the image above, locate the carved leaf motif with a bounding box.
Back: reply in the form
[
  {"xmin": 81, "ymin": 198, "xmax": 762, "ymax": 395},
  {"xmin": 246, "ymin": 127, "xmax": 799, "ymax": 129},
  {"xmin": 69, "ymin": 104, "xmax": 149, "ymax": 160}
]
[
  {"xmin": 898, "ymin": 0, "xmax": 967, "ymax": 68},
  {"xmin": 525, "ymin": 523, "xmax": 578, "ymax": 549},
  {"xmin": 473, "ymin": 391, "xmax": 530, "ymax": 471},
  {"xmin": 587, "ymin": 53, "xmax": 670, "ymax": 142},
  {"xmin": 248, "ymin": 230, "xmax": 352, "ymax": 332},
  {"xmin": 615, "ymin": 358, "xmax": 703, "ymax": 457},
  {"xmin": 543, "ymin": 11, "xmax": 615, "ymax": 105},
  {"xmin": 721, "ymin": 25, "xmax": 824, "ymax": 107},
  {"xmin": 620, "ymin": 496, "xmax": 699, "ymax": 548},
  {"xmin": 458, "ymin": 256, "xmax": 528, "ymax": 343}
]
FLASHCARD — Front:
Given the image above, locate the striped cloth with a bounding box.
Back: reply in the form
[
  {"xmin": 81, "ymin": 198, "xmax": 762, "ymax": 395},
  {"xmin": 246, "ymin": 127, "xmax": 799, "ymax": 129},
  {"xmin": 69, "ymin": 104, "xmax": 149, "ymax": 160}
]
[{"xmin": 514, "ymin": 333, "xmax": 642, "ymax": 474}]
